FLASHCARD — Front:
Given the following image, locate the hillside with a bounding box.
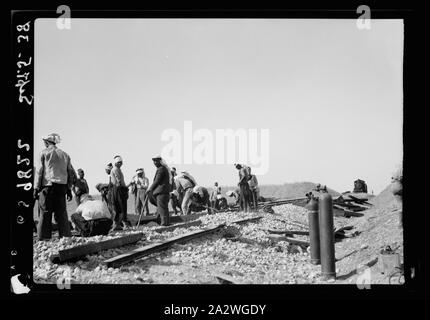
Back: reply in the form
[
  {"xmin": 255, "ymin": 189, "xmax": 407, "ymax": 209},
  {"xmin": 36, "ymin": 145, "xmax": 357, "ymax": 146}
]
[
  {"xmin": 258, "ymin": 182, "xmax": 340, "ymax": 199},
  {"xmin": 333, "ymin": 182, "xmax": 403, "ymax": 284}
]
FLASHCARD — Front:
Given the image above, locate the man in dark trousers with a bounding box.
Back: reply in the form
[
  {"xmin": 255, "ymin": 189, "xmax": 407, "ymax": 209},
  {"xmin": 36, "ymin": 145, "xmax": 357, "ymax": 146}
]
[
  {"xmin": 73, "ymin": 168, "xmax": 89, "ymax": 205},
  {"xmin": 235, "ymin": 164, "xmax": 250, "ymax": 212},
  {"xmin": 148, "ymin": 156, "xmax": 171, "ymax": 226},
  {"xmin": 33, "ymin": 133, "xmax": 75, "ymax": 240},
  {"xmin": 248, "ymin": 174, "xmax": 259, "ymax": 211},
  {"xmin": 110, "ymin": 155, "xmax": 129, "ymax": 230}
]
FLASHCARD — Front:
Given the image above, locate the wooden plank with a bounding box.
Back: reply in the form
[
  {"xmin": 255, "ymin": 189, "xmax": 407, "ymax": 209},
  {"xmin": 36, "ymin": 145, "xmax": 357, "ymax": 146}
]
[
  {"xmin": 267, "ymin": 229, "xmax": 309, "ymax": 236},
  {"xmin": 284, "ymin": 237, "xmax": 310, "ymax": 246},
  {"xmin": 342, "ymin": 209, "xmax": 365, "ymax": 217},
  {"xmin": 348, "ymin": 203, "xmax": 371, "ymax": 210},
  {"xmin": 258, "ymin": 197, "xmax": 308, "ymax": 207},
  {"xmin": 104, "ymin": 224, "xmax": 225, "ymax": 268},
  {"xmin": 154, "ymin": 220, "xmax": 202, "ymax": 233},
  {"xmin": 230, "ymin": 216, "xmax": 263, "ymax": 225},
  {"xmin": 334, "ymin": 204, "xmax": 364, "ymax": 217},
  {"xmin": 334, "ymin": 225, "xmax": 354, "ymax": 234},
  {"xmin": 267, "ymin": 234, "xmax": 310, "ymax": 246},
  {"xmin": 50, "ymin": 233, "xmax": 144, "ymax": 264},
  {"xmin": 347, "ymin": 194, "xmax": 369, "ymax": 202},
  {"xmin": 214, "ymin": 272, "xmax": 240, "ymax": 284}
]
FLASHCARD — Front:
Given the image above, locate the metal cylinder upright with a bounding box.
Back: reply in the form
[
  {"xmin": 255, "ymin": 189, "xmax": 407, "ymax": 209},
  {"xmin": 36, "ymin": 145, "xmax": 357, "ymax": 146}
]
[
  {"xmin": 306, "ymin": 196, "xmax": 320, "ymax": 265},
  {"xmin": 319, "ymin": 193, "xmax": 336, "ymax": 280}
]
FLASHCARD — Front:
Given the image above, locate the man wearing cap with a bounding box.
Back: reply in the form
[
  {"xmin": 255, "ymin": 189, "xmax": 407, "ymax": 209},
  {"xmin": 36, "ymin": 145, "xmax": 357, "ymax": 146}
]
[
  {"xmin": 110, "ymin": 155, "xmax": 129, "ymax": 230},
  {"xmin": 34, "ymin": 133, "xmax": 75, "ymax": 240},
  {"xmin": 73, "ymin": 168, "xmax": 89, "ymax": 206},
  {"xmin": 129, "ymin": 168, "xmax": 150, "ymax": 216},
  {"xmin": 148, "ymin": 156, "xmax": 171, "ymax": 226}
]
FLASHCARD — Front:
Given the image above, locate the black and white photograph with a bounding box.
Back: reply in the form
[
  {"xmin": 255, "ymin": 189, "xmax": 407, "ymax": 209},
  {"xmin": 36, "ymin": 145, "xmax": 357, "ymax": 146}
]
[{"xmin": 9, "ymin": 6, "xmax": 418, "ymax": 301}]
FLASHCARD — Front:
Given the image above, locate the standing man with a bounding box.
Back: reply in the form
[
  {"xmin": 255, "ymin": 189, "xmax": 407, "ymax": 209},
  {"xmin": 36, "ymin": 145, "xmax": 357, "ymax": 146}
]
[
  {"xmin": 73, "ymin": 168, "xmax": 89, "ymax": 206},
  {"xmin": 33, "ymin": 133, "xmax": 75, "ymax": 240},
  {"xmin": 110, "ymin": 155, "xmax": 128, "ymax": 230},
  {"xmin": 210, "ymin": 182, "xmax": 221, "ymax": 211},
  {"xmin": 104, "ymin": 163, "xmax": 114, "ymax": 218},
  {"xmin": 148, "ymin": 156, "xmax": 171, "ymax": 226},
  {"xmin": 248, "ymin": 174, "xmax": 259, "ymax": 211},
  {"xmin": 129, "ymin": 168, "xmax": 150, "ymax": 216},
  {"xmin": 175, "ymin": 171, "xmax": 197, "ymax": 215},
  {"xmin": 235, "ymin": 164, "xmax": 250, "ymax": 212}
]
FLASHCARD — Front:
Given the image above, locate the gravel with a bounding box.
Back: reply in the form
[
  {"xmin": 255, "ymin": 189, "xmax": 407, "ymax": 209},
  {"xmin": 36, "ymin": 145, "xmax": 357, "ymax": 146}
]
[{"xmin": 33, "ymin": 204, "xmax": 365, "ymax": 285}]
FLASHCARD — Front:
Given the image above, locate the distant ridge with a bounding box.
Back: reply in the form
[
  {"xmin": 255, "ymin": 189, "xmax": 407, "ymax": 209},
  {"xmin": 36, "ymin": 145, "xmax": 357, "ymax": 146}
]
[{"xmin": 219, "ymin": 181, "xmax": 340, "ymax": 199}]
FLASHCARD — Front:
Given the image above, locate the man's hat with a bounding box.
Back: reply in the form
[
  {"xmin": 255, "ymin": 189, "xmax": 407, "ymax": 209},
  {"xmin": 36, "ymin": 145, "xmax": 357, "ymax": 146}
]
[
  {"xmin": 96, "ymin": 183, "xmax": 109, "ymax": 192},
  {"xmin": 42, "ymin": 133, "xmax": 61, "ymax": 144},
  {"xmin": 136, "ymin": 168, "xmax": 144, "ymax": 173},
  {"xmin": 114, "ymin": 155, "xmax": 123, "ymax": 164},
  {"xmin": 152, "ymin": 156, "xmax": 162, "ymax": 161}
]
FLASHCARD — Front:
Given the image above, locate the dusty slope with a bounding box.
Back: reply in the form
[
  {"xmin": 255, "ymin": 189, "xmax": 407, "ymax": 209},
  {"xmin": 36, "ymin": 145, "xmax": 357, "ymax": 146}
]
[{"xmin": 333, "ymin": 184, "xmax": 403, "ymax": 284}]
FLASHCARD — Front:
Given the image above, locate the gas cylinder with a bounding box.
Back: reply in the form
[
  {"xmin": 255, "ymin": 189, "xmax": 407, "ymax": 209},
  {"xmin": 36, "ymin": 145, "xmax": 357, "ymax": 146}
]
[
  {"xmin": 306, "ymin": 197, "xmax": 320, "ymax": 265},
  {"xmin": 319, "ymin": 193, "xmax": 336, "ymax": 280}
]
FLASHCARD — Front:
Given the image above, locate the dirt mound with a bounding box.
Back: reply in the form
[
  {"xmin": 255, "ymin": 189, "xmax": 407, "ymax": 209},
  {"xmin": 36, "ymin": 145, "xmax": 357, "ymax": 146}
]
[
  {"xmin": 334, "ymin": 195, "xmax": 403, "ymax": 284},
  {"xmin": 259, "ymin": 182, "xmax": 340, "ymax": 199},
  {"xmin": 369, "ymin": 184, "xmax": 399, "ymax": 210}
]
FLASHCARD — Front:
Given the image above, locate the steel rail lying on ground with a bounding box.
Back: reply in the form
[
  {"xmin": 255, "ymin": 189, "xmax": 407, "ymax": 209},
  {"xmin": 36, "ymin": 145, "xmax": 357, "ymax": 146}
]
[
  {"xmin": 104, "ymin": 224, "xmax": 226, "ymax": 268},
  {"xmin": 104, "ymin": 216, "xmax": 264, "ymax": 268},
  {"xmin": 50, "ymin": 232, "xmax": 145, "ymax": 264},
  {"xmin": 230, "ymin": 216, "xmax": 263, "ymax": 225}
]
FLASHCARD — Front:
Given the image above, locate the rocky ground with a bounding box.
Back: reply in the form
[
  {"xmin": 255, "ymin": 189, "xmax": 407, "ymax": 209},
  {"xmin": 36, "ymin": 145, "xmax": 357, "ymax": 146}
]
[{"xmin": 33, "ymin": 188, "xmax": 403, "ymax": 285}]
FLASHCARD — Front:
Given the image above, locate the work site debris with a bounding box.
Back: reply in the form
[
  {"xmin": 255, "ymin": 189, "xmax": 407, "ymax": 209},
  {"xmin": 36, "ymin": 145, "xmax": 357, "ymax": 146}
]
[{"xmin": 33, "ymin": 185, "xmax": 402, "ymax": 285}]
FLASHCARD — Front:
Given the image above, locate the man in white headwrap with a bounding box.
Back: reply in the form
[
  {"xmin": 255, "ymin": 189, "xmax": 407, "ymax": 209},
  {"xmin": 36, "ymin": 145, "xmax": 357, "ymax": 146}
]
[
  {"xmin": 34, "ymin": 133, "xmax": 76, "ymax": 240},
  {"xmin": 109, "ymin": 155, "xmax": 129, "ymax": 230},
  {"xmin": 128, "ymin": 168, "xmax": 150, "ymax": 216}
]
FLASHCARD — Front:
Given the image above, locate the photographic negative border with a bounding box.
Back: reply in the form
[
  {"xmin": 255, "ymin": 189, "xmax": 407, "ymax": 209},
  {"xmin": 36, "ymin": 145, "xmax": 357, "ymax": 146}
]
[{"xmin": 8, "ymin": 6, "xmax": 422, "ymax": 303}]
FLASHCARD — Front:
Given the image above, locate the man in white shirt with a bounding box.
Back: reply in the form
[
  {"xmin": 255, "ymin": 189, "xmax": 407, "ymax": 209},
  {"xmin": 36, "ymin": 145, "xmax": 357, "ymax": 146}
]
[
  {"xmin": 71, "ymin": 194, "xmax": 113, "ymax": 237},
  {"xmin": 129, "ymin": 168, "xmax": 150, "ymax": 216},
  {"xmin": 174, "ymin": 171, "xmax": 197, "ymax": 215}
]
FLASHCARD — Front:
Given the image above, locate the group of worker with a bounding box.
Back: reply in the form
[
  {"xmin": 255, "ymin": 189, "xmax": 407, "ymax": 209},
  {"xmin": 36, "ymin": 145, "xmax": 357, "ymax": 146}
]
[{"xmin": 33, "ymin": 133, "xmax": 261, "ymax": 241}]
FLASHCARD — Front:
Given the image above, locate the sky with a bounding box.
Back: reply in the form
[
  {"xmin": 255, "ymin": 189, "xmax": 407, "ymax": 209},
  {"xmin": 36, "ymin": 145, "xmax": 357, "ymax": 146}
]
[{"xmin": 34, "ymin": 18, "xmax": 403, "ymax": 195}]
